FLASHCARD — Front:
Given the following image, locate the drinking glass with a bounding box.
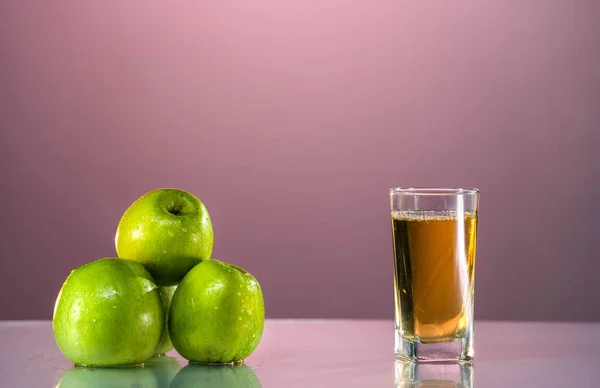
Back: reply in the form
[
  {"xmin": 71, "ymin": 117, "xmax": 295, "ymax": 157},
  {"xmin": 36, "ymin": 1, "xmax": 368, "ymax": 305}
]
[{"xmin": 390, "ymin": 187, "xmax": 479, "ymax": 362}]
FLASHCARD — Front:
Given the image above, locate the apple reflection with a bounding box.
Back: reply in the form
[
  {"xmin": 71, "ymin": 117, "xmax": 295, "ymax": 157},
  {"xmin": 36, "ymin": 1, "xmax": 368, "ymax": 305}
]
[
  {"xmin": 56, "ymin": 359, "xmax": 260, "ymax": 388},
  {"xmin": 144, "ymin": 355, "xmax": 183, "ymax": 388},
  {"xmin": 56, "ymin": 365, "xmax": 158, "ymax": 388},
  {"xmin": 56, "ymin": 356, "xmax": 183, "ymax": 388},
  {"xmin": 170, "ymin": 363, "xmax": 262, "ymax": 388},
  {"xmin": 395, "ymin": 360, "xmax": 473, "ymax": 388}
]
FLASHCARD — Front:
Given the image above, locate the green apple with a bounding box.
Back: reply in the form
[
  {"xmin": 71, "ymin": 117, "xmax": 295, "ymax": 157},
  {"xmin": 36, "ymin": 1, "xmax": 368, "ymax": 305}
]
[
  {"xmin": 144, "ymin": 355, "xmax": 182, "ymax": 388},
  {"xmin": 155, "ymin": 285, "xmax": 177, "ymax": 355},
  {"xmin": 57, "ymin": 366, "xmax": 158, "ymax": 388},
  {"xmin": 170, "ymin": 364, "xmax": 261, "ymax": 388},
  {"xmin": 115, "ymin": 188, "xmax": 213, "ymax": 286},
  {"xmin": 53, "ymin": 258, "xmax": 164, "ymax": 367},
  {"xmin": 169, "ymin": 260, "xmax": 265, "ymax": 364}
]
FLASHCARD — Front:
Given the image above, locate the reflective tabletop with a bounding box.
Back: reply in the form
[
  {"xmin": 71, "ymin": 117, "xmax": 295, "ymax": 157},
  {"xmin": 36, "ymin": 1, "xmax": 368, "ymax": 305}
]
[{"xmin": 1, "ymin": 320, "xmax": 599, "ymax": 387}]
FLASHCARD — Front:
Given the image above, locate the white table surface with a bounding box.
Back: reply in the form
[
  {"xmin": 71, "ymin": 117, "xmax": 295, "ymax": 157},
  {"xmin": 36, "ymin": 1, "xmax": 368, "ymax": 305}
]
[{"xmin": 1, "ymin": 320, "xmax": 599, "ymax": 387}]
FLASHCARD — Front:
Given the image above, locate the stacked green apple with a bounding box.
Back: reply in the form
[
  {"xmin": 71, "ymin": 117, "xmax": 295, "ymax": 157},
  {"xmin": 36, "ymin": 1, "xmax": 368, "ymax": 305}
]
[{"xmin": 52, "ymin": 189, "xmax": 265, "ymax": 367}]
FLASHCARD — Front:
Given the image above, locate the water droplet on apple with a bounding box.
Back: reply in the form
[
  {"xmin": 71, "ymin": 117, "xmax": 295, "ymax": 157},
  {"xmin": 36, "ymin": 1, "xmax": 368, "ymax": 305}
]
[
  {"xmin": 168, "ymin": 231, "xmax": 174, "ymax": 237},
  {"xmin": 92, "ymin": 318, "xmax": 96, "ymax": 323},
  {"xmin": 162, "ymin": 249, "xmax": 167, "ymax": 254}
]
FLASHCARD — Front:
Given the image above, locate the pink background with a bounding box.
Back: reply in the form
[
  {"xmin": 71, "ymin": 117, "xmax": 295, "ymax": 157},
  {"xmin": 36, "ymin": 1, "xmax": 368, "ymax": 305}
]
[{"xmin": 0, "ymin": 1, "xmax": 597, "ymax": 320}]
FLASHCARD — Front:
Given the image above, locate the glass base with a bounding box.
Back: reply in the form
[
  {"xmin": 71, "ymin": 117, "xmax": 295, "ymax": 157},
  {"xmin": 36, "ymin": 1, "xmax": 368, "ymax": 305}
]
[{"xmin": 395, "ymin": 331, "xmax": 473, "ymax": 363}]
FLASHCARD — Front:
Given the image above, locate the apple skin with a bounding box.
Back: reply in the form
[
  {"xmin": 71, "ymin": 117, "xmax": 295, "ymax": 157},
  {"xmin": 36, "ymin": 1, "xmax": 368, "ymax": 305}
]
[
  {"xmin": 53, "ymin": 258, "xmax": 164, "ymax": 367},
  {"xmin": 57, "ymin": 366, "xmax": 158, "ymax": 388},
  {"xmin": 169, "ymin": 260, "xmax": 265, "ymax": 364},
  {"xmin": 155, "ymin": 285, "xmax": 177, "ymax": 355},
  {"xmin": 170, "ymin": 364, "xmax": 261, "ymax": 388},
  {"xmin": 115, "ymin": 188, "xmax": 213, "ymax": 286}
]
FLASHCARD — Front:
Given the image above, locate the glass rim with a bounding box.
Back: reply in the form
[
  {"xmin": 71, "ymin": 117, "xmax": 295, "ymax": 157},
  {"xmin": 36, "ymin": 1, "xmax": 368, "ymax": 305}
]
[{"xmin": 390, "ymin": 187, "xmax": 480, "ymax": 196}]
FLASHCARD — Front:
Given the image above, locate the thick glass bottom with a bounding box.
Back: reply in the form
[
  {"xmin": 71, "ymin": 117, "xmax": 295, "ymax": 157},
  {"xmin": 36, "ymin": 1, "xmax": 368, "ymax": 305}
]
[{"xmin": 395, "ymin": 331, "xmax": 473, "ymax": 363}]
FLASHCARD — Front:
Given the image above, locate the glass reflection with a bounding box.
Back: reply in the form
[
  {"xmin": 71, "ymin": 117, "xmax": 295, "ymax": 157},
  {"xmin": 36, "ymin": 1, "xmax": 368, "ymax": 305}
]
[
  {"xmin": 171, "ymin": 363, "xmax": 262, "ymax": 388},
  {"xmin": 395, "ymin": 360, "xmax": 473, "ymax": 388}
]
